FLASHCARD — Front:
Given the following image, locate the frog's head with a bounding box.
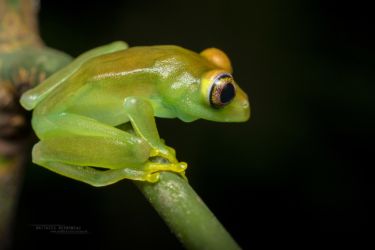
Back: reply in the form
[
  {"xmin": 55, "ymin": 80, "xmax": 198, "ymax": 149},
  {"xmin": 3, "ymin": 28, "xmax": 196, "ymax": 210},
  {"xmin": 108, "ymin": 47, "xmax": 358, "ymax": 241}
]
[{"xmin": 158, "ymin": 47, "xmax": 250, "ymax": 123}]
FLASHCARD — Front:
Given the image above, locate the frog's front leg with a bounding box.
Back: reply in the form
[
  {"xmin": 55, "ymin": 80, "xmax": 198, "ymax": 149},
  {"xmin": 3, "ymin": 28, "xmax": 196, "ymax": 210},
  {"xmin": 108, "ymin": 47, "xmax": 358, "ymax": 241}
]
[{"xmin": 123, "ymin": 97, "xmax": 179, "ymax": 164}]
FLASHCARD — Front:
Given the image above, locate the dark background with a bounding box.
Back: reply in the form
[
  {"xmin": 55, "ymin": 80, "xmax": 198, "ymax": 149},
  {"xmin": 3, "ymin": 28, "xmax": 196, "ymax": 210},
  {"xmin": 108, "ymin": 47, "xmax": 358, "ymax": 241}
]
[{"xmin": 13, "ymin": 0, "xmax": 374, "ymax": 249}]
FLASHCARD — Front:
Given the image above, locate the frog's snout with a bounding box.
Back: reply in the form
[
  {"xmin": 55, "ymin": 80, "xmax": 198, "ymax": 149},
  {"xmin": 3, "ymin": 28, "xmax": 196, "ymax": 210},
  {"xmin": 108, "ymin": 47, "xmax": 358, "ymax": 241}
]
[
  {"xmin": 242, "ymin": 98, "xmax": 249, "ymax": 109},
  {"xmin": 235, "ymin": 89, "xmax": 250, "ymax": 121},
  {"xmin": 240, "ymin": 99, "xmax": 251, "ymax": 121}
]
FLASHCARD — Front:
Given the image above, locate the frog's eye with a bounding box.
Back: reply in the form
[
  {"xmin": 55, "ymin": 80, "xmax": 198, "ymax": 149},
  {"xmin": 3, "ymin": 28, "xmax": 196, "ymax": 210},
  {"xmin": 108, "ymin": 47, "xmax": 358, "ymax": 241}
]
[{"xmin": 201, "ymin": 70, "xmax": 236, "ymax": 108}]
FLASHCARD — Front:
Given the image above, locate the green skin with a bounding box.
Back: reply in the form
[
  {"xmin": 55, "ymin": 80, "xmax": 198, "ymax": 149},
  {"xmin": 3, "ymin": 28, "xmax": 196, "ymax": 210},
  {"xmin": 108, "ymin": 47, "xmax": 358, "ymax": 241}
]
[{"xmin": 19, "ymin": 41, "xmax": 250, "ymax": 186}]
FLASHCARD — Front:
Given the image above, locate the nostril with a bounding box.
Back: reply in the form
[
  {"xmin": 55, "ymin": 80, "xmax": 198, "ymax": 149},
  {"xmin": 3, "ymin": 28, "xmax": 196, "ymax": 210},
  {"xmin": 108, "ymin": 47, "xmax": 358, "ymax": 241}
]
[{"xmin": 242, "ymin": 100, "xmax": 249, "ymax": 109}]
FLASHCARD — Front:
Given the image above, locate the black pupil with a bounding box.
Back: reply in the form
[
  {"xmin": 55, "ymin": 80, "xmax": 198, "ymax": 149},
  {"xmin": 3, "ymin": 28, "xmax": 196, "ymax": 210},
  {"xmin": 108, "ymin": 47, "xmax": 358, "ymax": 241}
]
[{"xmin": 220, "ymin": 83, "xmax": 235, "ymax": 103}]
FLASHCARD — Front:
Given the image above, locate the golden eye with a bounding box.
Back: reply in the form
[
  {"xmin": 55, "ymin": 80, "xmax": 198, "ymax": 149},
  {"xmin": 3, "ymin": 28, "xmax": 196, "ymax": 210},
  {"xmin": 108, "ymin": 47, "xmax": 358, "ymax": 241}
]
[{"xmin": 201, "ymin": 70, "xmax": 236, "ymax": 108}]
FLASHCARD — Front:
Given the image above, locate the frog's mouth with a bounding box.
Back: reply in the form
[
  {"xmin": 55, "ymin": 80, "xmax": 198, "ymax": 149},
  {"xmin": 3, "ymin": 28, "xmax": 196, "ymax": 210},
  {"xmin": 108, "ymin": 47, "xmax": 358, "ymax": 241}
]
[
  {"xmin": 200, "ymin": 88, "xmax": 250, "ymax": 123},
  {"xmin": 178, "ymin": 98, "xmax": 250, "ymax": 123}
]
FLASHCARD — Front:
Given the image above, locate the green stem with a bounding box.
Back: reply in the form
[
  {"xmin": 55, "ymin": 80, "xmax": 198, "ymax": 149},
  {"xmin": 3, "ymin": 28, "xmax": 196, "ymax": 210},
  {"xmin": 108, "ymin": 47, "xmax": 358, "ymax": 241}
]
[{"xmin": 136, "ymin": 172, "xmax": 241, "ymax": 250}]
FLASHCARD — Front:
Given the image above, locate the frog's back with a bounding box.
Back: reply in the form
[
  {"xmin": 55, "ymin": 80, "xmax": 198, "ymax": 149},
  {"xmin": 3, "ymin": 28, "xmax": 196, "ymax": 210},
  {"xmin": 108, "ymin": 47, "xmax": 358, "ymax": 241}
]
[
  {"xmin": 81, "ymin": 45, "xmax": 202, "ymax": 80},
  {"xmin": 48, "ymin": 45, "xmax": 191, "ymax": 106},
  {"xmin": 20, "ymin": 41, "xmax": 129, "ymax": 111},
  {"xmin": 33, "ymin": 45, "xmax": 202, "ymax": 125}
]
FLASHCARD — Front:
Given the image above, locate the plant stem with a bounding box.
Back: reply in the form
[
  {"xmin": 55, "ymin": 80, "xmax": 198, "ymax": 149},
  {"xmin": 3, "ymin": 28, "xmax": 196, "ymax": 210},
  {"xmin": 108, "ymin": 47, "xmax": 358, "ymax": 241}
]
[{"xmin": 136, "ymin": 172, "xmax": 241, "ymax": 250}]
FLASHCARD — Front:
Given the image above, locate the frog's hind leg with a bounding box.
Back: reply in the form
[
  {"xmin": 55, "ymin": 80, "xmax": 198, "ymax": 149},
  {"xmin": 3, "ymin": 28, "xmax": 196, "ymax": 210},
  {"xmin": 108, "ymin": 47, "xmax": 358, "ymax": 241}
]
[
  {"xmin": 32, "ymin": 113, "xmax": 152, "ymax": 168},
  {"xmin": 32, "ymin": 144, "xmax": 160, "ymax": 186},
  {"xmin": 31, "ymin": 113, "xmax": 185, "ymax": 186},
  {"xmin": 32, "ymin": 141, "xmax": 186, "ymax": 186}
]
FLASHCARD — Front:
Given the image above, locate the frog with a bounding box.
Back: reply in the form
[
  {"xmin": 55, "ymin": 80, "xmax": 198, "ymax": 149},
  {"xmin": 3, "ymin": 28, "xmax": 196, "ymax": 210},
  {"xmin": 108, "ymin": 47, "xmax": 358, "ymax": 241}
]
[{"xmin": 20, "ymin": 41, "xmax": 250, "ymax": 187}]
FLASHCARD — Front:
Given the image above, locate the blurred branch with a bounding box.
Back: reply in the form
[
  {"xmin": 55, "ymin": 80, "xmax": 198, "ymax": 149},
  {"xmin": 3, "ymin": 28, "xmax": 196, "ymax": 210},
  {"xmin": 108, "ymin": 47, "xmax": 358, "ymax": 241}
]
[
  {"xmin": 0, "ymin": 1, "xmax": 41, "ymax": 247},
  {"xmin": 0, "ymin": 0, "xmax": 71, "ymax": 248}
]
